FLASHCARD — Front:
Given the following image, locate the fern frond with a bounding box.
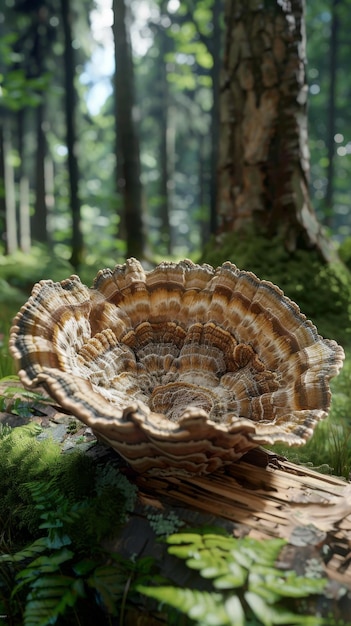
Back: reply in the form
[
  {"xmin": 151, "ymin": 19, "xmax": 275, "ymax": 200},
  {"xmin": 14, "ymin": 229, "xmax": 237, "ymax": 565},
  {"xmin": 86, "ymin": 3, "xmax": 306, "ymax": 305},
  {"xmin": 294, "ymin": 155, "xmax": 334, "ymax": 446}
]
[
  {"xmin": 23, "ymin": 575, "xmax": 85, "ymax": 626},
  {"xmin": 167, "ymin": 533, "xmax": 286, "ymax": 589},
  {"xmin": 87, "ymin": 563, "xmax": 126, "ymax": 615},
  {"xmin": 245, "ymin": 591, "xmax": 325, "ymax": 626},
  {"xmin": 138, "ymin": 585, "xmax": 232, "ymax": 626},
  {"xmin": 13, "ymin": 548, "xmax": 74, "ymax": 596},
  {"xmin": 137, "ymin": 532, "xmax": 328, "ymax": 626},
  {"xmin": 0, "ymin": 537, "xmax": 48, "ymax": 564}
]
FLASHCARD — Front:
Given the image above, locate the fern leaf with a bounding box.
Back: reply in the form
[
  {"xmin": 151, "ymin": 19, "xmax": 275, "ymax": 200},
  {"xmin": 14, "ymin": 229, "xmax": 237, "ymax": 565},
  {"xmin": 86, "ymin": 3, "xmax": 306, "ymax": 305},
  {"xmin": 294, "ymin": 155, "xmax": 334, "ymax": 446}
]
[
  {"xmin": 185, "ymin": 548, "xmax": 227, "ymax": 574},
  {"xmin": 167, "ymin": 532, "xmax": 206, "ymax": 547},
  {"xmin": 13, "ymin": 549, "xmax": 74, "ymax": 596},
  {"xmin": 212, "ymin": 565, "xmax": 247, "ymax": 589},
  {"xmin": 255, "ymin": 568, "xmax": 327, "ymax": 599},
  {"xmin": 88, "ymin": 564, "xmax": 126, "ymax": 615},
  {"xmin": 169, "ymin": 534, "xmax": 249, "ymax": 588},
  {"xmin": 241, "ymin": 538, "xmax": 286, "ymax": 567},
  {"xmin": 137, "ymin": 585, "xmax": 232, "ymax": 626},
  {"xmin": 0, "ymin": 537, "xmax": 48, "ymax": 563},
  {"xmin": 224, "ymin": 595, "xmax": 245, "ymax": 626},
  {"xmin": 245, "ymin": 591, "xmax": 325, "ymax": 626},
  {"xmin": 203, "ymin": 534, "xmax": 242, "ymax": 551},
  {"xmin": 23, "ymin": 575, "xmax": 85, "ymax": 626},
  {"xmin": 73, "ymin": 558, "xmax": 99, "ymax": 576}
]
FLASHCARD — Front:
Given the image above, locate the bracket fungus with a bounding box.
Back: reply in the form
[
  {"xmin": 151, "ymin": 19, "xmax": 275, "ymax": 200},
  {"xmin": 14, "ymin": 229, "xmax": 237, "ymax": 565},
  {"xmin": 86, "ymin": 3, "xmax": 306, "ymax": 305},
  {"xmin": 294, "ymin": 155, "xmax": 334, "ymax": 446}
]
[{"xmin": 10, "ymin": 258, "xmax": 344, "ymax": 474}]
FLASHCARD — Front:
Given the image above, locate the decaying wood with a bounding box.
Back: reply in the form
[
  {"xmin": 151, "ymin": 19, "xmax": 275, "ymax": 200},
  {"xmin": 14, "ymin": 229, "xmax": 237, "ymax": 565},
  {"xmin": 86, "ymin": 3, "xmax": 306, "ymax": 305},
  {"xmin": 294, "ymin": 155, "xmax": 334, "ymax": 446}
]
[{"xmin": 134, "ymin": 448, "xmax": 351, "ymax": 589}]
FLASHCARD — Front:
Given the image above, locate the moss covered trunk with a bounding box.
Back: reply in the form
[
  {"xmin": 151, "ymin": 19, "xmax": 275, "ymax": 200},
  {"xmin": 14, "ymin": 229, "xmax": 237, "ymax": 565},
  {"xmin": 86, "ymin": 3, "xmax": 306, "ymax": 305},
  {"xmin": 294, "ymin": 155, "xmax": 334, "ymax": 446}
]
[{"xmin": 218, "ymin": 0, "xmax": 331, "ymax": 260}]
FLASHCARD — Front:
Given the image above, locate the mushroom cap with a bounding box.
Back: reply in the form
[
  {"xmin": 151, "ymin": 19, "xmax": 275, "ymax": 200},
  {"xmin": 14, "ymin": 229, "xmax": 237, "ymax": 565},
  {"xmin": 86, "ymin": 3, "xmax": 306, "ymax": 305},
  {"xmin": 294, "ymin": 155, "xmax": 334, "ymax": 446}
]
[{"xmin": 9, "ymin": 258, "xmax": 344, "ymax": 474}]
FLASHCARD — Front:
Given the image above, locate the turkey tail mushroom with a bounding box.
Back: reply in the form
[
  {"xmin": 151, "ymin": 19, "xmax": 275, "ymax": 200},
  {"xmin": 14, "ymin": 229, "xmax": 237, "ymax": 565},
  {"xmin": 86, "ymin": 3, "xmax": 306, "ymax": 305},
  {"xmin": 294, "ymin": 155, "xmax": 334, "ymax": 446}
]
[{"xmin": 9, "ymin": 258, "xmax": 345, "ymax": 475}]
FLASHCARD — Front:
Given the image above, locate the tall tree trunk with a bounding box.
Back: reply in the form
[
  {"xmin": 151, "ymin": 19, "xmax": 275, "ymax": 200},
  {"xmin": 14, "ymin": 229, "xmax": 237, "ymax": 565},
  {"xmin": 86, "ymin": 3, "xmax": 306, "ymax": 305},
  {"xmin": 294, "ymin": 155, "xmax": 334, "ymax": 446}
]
[
  {"xmin": 61, "ymin": 0, "xmax": 83, "ymax": 270},
  {"xmin": 198, "ymin": 132, "xmax": 210, "ymax": 246},
  {"xmin": 113, "ymin": 0, "xmax": 145, "ymax": 259},
  {"xmin": 2, "ymin": 125, "xmax": 18, "ymax": 255},
  {"xmin": 208, "ymin": 0, "xmax": 223, "ymax": 237},
  {"xmin": 0, "ymin": 124, "xmax": 5, "ymax": 245},
  {"xmin": 324, "ymin": 0, "xmax": 340, "ymax": 229},
  {"xmin": 17, "ymin": 109, "xmax": 31, "ymax": 253},
  {"xmin": 158, "ymin": 18, "xmax": 172, "ymax": 255},
  {"xmin": 218, "ymin": 0, "xmax": 331, "ymax": 260},
  {"xmin": 32, "ymin": 102, "xmax": 48, "ymax": 244}
]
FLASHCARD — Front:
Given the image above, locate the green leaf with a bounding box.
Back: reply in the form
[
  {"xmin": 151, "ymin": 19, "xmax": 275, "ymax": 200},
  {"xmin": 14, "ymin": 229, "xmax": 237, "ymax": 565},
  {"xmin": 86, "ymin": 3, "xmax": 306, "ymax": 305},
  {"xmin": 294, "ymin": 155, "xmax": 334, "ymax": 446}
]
[
  {"xmin": 202, "ymin": 535, "xmax": 237, "ymax": 550},
  {"xmin": 167, "ymin": 532, "xmax": 205, "ymax": 546},
  {"xmin": 245, "ymin": 538, "xmax": 286, "ymax": 567},
  {"xmin": 137, "ymin": 586, "xmax": 230, "ymax": 626},
  {"xmin": 262, "ymin": 570, "xmax": 327, "ymax": 598},
  {"xmin": 0, "ymin": 537, "xmax": 49, "ymax": 563},
  {"xmin": 224, "ymin": 595, "xmax": 245, "ymax": 626},
  {"xmin": 245, "ymin": 591, "xmax": 325, "ymax": 625},
  {"xmin": 213, "ymin": 567, "xmax": 247, "ymax": 589},
  {"xmin": 73, "ymin": 558, "xmax": 99, "ymax": 576},
  {"xmin": 13, "ymin": 549, "xmax": 74, "ymax": 595},
  {"xmin": 87, "ymin": 564, "xmax": 126, "ymax": 615},
  {"xmin": 23, "ymin": 576, "xmax": 85, "ymax": 626}
]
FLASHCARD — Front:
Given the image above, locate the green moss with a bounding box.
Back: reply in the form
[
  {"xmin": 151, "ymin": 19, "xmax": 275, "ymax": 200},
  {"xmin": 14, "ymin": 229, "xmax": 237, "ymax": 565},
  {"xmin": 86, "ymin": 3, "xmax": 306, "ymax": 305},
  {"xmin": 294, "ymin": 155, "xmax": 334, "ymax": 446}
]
[
  {"xmin": 0, "ymin": 424, "xmax": 137, "ymax": 550},
  {"xmin": 0, "ymin": 423, "xmax": 62, "ymax": 541},
  {"xmin": 147, "ymin": 510, "xmax": 184, "ymax": 537},
  {"xmin": 200, "ymin": 231, "xmax": 351, "ymax": 345}
]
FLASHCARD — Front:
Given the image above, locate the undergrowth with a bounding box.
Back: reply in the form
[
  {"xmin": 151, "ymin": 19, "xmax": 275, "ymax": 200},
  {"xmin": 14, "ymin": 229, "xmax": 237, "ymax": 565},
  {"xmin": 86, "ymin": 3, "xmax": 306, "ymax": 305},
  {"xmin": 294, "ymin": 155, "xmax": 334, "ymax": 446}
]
[
  {"xmin": 0, "ymin": 424, "xmax": 140, "ymax": 625},
  {"xmin": 0, "ymin": 424, "xmax": 137, "ymax": 549},
  {"xmin": 0, "ymin": 428, "xmax": 338, "ymax": 626}
]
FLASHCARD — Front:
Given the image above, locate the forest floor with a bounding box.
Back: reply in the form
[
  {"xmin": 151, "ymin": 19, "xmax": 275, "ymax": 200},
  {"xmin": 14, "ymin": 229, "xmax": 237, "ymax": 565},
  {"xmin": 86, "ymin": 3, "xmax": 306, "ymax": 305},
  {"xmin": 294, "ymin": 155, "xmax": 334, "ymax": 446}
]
[{"xmin": 2, "ymin": 378, "xmax": 351, "ymax": 624}]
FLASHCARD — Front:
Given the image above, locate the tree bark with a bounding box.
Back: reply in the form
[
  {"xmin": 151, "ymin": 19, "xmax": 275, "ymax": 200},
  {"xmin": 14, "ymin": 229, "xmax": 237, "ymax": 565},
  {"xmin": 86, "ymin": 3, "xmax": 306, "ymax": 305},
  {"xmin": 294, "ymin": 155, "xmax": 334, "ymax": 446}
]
[
  {"xmin": 324, "ymin": 0, "xmax": 340, "ymax": 229},
  {"xmin": 2, "ymin": 125, "xmax": 18, "ymax": 254},
  {"xmin": 208, "ymin": 0, "xmax": 223, "ymax": 236},
  {"xmin": 0, "ymin": 124, "xmax": 6, "ymax": 245},
  {"xmin": 113, "ymin": 0, "xmax": 145, "ymax": 259},
  {"xmin": 157, "ymin": 13, "xmax": 172, "ymax": 255},
  {"xmin": 61, "ymin": 0, "xmax": 83, "ymax": 271},
  {"xmin": 32, "ymin": 102, "xmax": 48, "ymax": 244},
  {"xmin": 17, "ymin": 109, "xmax": 31, "ymax": 253},
  {"xmin": 218, "ymin": 0, "xmax": 331, "ymax": 260}
]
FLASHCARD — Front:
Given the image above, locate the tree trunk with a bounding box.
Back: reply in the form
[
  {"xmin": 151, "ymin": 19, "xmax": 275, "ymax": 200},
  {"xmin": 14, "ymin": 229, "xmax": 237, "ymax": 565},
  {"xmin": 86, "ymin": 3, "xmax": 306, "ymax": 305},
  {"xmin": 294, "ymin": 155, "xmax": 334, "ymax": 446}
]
[
  {"xmin": 32, "ymin": 102, "xmax": 48, "ymax": 244},
  {"xmin": 208, "ymin": 0, "xmax": 223, "ymax": 237},
  {"xmin": 0, "ymin": 124, "xmax": 5, "ymax": 244},
  {"xmin": 17, "ymin": 109, "xmax": 31, "ymax": 254},
  {"xmin": 113, "ymin": 0, "xmax": 145, "ymax": 259},
  {"xmin": 61, "ymin": 0, "xmax": 83, "ymax": 271},
  {"xmin": 198, "ymin": 132, "xmax": 210, "ymax": 246},
  {"xmin": 2, "ymin": 125, "xmax": 18, "ymax": 255},
  {"xmin": 158, "ymin": 17, "xmax": 172, "ymax": 255},
  {"xmin": 218, "ymin": 0, "xmax": 331, "ymax": 260},
  {"xmin": 324, "ymin": 0, "xmax": 340, "ymax": 229}
]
